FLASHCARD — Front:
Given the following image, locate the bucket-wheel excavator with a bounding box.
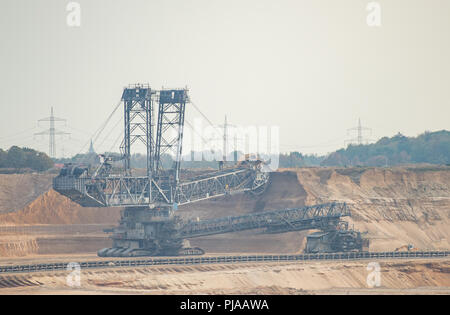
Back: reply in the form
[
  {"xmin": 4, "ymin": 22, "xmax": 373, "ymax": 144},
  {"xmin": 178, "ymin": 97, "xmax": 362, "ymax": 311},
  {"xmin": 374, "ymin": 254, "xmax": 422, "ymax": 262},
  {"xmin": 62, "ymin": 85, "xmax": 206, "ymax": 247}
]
[{"xmin": 54, "ymin": 84, "xmax": 368, "ymax": 257}]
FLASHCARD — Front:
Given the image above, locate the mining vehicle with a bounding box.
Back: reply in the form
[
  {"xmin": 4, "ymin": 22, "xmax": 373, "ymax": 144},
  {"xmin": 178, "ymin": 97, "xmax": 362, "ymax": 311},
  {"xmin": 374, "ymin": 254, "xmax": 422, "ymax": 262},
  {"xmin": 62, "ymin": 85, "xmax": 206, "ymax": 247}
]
[{"xmin": 54, "ymin": 84, "xmax": 368, "ymax": 257}]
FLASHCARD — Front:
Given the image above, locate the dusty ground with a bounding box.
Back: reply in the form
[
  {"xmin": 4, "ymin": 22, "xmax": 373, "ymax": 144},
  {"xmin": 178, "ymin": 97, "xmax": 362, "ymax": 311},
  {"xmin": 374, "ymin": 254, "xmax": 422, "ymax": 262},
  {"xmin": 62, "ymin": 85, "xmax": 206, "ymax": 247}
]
[
  {"xmin": 296, "ymin": 166, "xmax": 450, "ymax": 251},
  {"xmin": 0, "ymin": 166, "xmax": 448, "ymax": 294},
  {"xmin": 0, "ymin": 166, "xmax": 449, "ymax": 255},
  {"xmin": 0, "ymin": 173, "xmax": 54, "ymax": 214},
  {"xmin": 1, "ymin": 166, "xmax": 449, "ymax": 255},
  {"xmin": 185, "ymin": 165, "xmax": 450, "ymax": 252},
  {"xmin": 0, "ymin": 258, "xmax": 448, "ymax": 295}
]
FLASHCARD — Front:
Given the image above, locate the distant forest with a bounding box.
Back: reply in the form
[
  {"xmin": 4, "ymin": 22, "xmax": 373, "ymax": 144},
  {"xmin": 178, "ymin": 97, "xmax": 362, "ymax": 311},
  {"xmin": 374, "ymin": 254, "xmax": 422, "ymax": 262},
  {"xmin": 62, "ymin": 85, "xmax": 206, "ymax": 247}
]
[
  {"xmin": 320, "ymin": 130, "xmax": 450, "ymax": 167},
  {"xmin": 52, "ymin": 130, "xmax": 450, "ymax": 169},
  {"xmin": 2, "ymin": 130, "xmax": 448, "ymax": 172},
  {"xmin": 0, "ymin": 146, "xmax": 54, "ymax": 172}
]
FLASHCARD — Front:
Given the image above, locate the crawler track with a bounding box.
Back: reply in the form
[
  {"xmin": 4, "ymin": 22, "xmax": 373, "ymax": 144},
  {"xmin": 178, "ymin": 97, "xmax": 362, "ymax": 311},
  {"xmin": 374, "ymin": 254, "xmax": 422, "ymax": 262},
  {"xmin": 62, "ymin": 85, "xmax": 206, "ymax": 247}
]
[{"xmin": 0, "ymin": 251, "xmax": 448, "ymax": 275}]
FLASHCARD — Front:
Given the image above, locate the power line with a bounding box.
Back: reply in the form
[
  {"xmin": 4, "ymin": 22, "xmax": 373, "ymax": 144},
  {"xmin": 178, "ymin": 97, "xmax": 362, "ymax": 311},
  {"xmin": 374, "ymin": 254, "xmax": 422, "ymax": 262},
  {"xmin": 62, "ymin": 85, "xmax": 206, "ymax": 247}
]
[
  {"xmin": 96, "ymin": 115, "xmax": 123, "ymax": 153},
  {"xmin": 34, "ymin": 107, "xmax": 70, "ymax": 158},
  {"xmin": 0, "ymin": 126, "xmax": 38, "ymax": 142},
  {"xmin": 190, "ymin": 99, "xmax": 224, "ymax": 140},
  {"xmin": 215, "ymin": 115, "xmax": 245, "ymax": 161},
  {"xmin": 345, "ymin": 118, "xmax": 372, "ymax": 146},
  {"xmin": 74, "ymin": 99, "xmax": 122, "ymax": 164}
]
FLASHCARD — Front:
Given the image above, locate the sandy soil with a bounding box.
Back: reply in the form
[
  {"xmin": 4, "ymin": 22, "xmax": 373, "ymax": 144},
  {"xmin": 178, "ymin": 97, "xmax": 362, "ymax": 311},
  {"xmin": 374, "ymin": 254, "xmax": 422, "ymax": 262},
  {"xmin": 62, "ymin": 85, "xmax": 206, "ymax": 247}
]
[
  {"xmin": 0, "ymin": 166, "xmax": 448, "ymax": 294},
  {"xmin": 0, "ymin": 258, "xmax": 448, "ymax": 295},
  {"xmin": 0, "ymin": 173, "xmax": 54, "ymax": 214},
  {"xmin": 0, "ymin": 189, "xmax": 121, "ymax": 225},
  {"xmin": 295, "ymin": 166, "xmax": 450, "ymax": 251},
  {"xmin": 0, "ymin": 166, "xmax": 449, "ymax": 256}
]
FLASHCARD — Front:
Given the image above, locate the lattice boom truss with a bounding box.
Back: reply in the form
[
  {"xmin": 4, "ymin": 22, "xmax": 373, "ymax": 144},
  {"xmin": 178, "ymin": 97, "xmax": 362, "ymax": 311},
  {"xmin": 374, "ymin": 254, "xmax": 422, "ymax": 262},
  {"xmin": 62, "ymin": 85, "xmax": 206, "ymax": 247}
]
[
  {"xmin": 176, "ymin": 202, "xmax": 350, "ymax": 239},
  {"xmin": 54, "ymin": 165, "xmax": 265, "ymax": 207},
  {"xmin": 54, "ymin": 84, "xmax": 269, "ymax": 209}
]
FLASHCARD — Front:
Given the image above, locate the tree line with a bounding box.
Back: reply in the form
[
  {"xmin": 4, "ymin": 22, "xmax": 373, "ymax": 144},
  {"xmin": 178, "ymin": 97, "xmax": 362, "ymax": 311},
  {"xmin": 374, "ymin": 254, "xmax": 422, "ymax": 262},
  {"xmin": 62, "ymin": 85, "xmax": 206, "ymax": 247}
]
[
  {"xmin": 4, "ymin": 130, "xmax": 448, "ymax": 173},
  {"xmin": 55, "ymin": 130, "xmax": 450, "ymax": 169},
  {"xmin": 321, "ymin": 130, "xmax": 450, "ymax": 167},
  {"xmin": 0, "ymin": 146, "xmax": 54, "ymax": 172}
]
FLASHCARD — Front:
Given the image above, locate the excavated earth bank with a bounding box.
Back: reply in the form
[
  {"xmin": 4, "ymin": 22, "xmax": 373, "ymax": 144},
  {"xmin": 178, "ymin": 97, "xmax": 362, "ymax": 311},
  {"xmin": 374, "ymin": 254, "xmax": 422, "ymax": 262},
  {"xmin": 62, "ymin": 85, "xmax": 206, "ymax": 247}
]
[
  {"xmin": 0, "ymin": 166, "xmax": 448, "ymax": 294},
  {"xmin": 0, "ymin": 166, "xmax": 449, "ymax": 256}
]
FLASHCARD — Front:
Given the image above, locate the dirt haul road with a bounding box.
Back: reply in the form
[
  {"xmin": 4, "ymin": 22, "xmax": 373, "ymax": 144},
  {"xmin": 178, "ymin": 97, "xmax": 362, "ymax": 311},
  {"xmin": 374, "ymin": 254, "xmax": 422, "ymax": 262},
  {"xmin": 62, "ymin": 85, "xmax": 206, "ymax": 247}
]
[{"xmin": 0, "ymin": 258, "xmax": 448, "ymax": 294}]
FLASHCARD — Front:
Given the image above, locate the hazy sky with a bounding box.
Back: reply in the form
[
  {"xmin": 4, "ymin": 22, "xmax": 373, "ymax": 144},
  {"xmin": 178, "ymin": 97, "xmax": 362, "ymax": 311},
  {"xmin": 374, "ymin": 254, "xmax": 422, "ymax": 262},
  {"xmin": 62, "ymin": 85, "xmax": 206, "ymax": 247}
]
[{"xmin": 0, "ymin": 0, "xmax": 449, "ymax": 157}]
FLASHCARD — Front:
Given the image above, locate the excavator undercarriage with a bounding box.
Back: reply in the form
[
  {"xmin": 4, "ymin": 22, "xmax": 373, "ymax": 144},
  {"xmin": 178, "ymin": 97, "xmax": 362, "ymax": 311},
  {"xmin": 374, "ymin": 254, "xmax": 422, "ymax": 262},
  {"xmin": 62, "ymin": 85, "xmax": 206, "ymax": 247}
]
[{"xmin": 95, "ymin": 202, "xmax": 367, "ymax": 257}]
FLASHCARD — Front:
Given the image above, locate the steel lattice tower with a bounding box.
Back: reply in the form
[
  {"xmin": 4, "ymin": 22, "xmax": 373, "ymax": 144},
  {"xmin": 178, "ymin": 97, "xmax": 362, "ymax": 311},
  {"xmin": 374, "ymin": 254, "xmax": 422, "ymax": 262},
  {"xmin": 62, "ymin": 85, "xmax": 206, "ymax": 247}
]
[
  {"xmin": 35, "ymin": 107, "xmax": 69, "ymax": 158},
  {"xmin": 120, "ymin": 84, "xmax": 155, "ymax": 176},
  {"xmin": 155, "ymin": 89, "xmax": 188, "ymax": 184},
  {"xmin": 346, "ymin": 118, "xmax": 372, "ymax": 146}
]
